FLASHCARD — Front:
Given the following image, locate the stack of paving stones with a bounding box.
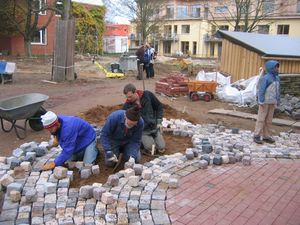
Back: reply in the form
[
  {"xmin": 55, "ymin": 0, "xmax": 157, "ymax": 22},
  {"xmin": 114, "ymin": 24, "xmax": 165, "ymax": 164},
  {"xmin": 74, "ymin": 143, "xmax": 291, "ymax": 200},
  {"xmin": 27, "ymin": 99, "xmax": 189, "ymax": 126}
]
[
  {"xmin": 278, "ymin": 94, "xmax": 300, "ymax": 120},
  {"xmin": 0, "ymin": 121, "xmax": 299, "ymax": 225}
]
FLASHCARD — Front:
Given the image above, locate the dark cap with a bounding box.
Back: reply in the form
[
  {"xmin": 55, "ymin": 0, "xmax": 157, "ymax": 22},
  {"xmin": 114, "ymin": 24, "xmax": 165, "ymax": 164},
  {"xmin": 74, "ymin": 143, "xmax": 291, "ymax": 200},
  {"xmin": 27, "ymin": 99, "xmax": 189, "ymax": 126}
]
[{"xmin": 125, "ymin": 106, "xmax": 140, "ymax": 121}]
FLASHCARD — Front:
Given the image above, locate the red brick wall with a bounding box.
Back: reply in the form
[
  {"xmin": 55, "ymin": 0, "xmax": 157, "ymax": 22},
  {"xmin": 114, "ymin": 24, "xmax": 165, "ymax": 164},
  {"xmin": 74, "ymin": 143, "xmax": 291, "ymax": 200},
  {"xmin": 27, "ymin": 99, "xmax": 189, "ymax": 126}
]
[
  {"xmin": 3, "ymin": 0, "xmax": 99, "ymax": 56},
  {"xmin": 30, "ymin": 13, "xmax": 59, "ymax": 56},
  {"xmin": 4, "ymin": 0, "xmax": 59, "ymax": 56},
  {"xmin": 0, "ymin": 38, "xmax": 11, "ymax": 53}
]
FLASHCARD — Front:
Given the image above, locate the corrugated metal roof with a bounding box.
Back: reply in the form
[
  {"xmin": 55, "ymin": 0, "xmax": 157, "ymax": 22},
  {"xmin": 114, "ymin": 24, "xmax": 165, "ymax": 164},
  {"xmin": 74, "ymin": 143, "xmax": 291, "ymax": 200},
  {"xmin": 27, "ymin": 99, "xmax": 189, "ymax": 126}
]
[{"xmin": 217, "ymin": 30, "xmax": 300, "ymax": 58}]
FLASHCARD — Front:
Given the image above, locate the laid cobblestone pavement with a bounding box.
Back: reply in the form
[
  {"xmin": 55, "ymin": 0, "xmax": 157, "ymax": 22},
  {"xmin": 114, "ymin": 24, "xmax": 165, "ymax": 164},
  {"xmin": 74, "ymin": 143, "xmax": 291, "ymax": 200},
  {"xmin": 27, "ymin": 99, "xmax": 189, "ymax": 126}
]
[{"xmin": 0, "ymin": 119, "xmax": 299, "ymax": 224}]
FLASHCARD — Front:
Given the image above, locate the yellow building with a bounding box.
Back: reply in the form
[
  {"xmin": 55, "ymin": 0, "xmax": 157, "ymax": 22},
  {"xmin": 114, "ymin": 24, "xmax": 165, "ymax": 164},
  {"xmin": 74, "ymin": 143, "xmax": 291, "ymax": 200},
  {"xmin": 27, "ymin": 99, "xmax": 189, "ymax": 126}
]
[{"xmin": 130, "ymin": 0, "xmax": 300, "ymax": 58}]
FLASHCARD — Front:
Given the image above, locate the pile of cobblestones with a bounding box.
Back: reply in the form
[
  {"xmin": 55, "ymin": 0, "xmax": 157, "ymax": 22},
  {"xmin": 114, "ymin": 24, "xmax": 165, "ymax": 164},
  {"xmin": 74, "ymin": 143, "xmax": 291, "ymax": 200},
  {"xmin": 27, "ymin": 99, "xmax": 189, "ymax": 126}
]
[
  {"xmin": 0, "ymin": 119, "xmax": 299, "ymax": 225},
  {"xmin": 278, "ymin": 94, "xmax": 300, "ymax": 120}
]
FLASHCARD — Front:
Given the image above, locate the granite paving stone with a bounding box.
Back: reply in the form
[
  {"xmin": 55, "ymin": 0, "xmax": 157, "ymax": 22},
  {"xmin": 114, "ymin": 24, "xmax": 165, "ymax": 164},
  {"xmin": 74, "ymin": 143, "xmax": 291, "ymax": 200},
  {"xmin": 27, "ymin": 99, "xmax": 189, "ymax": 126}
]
[{"xmin": 0, "ymin": 122, "xmax": 299, "ymax": 225}]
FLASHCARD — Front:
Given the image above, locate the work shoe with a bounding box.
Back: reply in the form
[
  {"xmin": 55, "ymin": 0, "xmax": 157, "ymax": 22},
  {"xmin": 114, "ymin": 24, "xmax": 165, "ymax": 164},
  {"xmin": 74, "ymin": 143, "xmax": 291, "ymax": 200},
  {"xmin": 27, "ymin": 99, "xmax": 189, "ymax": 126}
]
[
  {"xmin": 253, "ymin": 135, "xmax": 263, "ymax": 144},
  {"xmin": 157, "ymin": 148, "xmax": 165, "ymax": 154},
  {"xmin": 263, "ymin": 136, "xmax": 275, "ymax": 144}
]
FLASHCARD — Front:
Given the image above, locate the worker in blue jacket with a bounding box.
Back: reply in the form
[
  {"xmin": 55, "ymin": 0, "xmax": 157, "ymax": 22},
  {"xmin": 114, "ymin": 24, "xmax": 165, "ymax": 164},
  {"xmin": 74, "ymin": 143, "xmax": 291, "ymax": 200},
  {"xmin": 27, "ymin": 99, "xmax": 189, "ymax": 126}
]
[
  {"xmin": 254, "ymin": 60, "xmax": 280, "ymax": 144},
  {"xmin": 41, "ymin": 111, "xmax": 98, "ymax": 170},
  {"xmin": 100, "ymin": 106, "xmax": 144, "ymax": 167}
]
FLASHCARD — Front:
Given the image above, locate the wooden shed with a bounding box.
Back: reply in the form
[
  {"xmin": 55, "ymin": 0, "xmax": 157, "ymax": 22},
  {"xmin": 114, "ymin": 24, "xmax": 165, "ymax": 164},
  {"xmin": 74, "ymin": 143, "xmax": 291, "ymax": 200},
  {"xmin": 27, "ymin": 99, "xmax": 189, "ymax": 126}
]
[{"xmin": 217, "ymin": 30, "xmax": 300, "ymax": 82}]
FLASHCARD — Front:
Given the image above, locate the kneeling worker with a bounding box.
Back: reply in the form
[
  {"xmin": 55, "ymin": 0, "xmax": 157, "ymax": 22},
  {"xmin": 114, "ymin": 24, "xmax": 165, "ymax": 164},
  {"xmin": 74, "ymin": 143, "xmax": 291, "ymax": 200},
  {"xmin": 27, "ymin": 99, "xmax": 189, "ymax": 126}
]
[
  {"xmin": 100, "ymin": 106, "xmax": 144, "ymax": 167},
  {"xmin": 41, "ymin": 111, "xmax": 98, "ymax": 170},
  {"xmin": 123, "ymin": 83, "xmax": 165, "ymax": 154}
]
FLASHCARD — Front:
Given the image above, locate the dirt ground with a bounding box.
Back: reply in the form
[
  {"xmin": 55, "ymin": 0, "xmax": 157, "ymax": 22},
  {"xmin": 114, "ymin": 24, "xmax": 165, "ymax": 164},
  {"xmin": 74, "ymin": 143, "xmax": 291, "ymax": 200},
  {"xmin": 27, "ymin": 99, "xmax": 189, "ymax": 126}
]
[{"xmin": 0, "ymin": 56, "xmax": 299, "ymax": 187}]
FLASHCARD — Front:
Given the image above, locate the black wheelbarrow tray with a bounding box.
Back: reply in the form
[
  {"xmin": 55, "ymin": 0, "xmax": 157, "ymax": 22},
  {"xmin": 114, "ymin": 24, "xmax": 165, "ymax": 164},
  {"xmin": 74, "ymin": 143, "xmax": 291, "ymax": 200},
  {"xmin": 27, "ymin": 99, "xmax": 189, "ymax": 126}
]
[{"xmin": 0, "ymin": 93, "xmax": 48, "ymax": 139}]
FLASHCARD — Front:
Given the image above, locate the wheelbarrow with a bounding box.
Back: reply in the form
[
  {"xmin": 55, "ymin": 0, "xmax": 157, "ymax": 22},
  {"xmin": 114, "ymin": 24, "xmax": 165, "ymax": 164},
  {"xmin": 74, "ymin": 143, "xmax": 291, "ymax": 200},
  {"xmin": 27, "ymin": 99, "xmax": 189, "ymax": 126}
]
[
  {"xmin": 186, "ymin": 80, "xmax": 217, "ymax": 102},
  {"xmin": 0, "ymin": 93, "xmax": 48, "ymax": 139}
]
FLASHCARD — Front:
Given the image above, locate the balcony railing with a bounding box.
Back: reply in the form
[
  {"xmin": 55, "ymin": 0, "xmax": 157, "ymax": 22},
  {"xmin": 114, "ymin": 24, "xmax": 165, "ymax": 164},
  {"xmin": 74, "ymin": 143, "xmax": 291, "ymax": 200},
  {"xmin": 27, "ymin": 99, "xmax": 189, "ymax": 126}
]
[
  {"xmin": 162, "ymin": 33, "xmax": 179, "ymax": 41},
  {"xmin": 129, "ymin": 34, "xmax": 141, "ymax": 40},
  {"xmin": 204, "ymin": 34, "xmax": 222, "ymax": 42},
  {"xmin": 165, "ymin": 14, "xmax": 203, "ymax": 20}
]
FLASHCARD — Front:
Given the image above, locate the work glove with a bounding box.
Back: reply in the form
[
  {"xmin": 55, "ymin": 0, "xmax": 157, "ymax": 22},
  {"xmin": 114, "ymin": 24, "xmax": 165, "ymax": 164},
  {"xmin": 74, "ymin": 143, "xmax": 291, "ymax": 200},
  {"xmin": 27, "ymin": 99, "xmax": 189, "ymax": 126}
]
[
  {"xmin": 106, "ymin": 151, "xmax": 118, "ymax": 163},
  {"xmin": 42, "ymin": 162, "xmax": 56, "ymax": 171}
]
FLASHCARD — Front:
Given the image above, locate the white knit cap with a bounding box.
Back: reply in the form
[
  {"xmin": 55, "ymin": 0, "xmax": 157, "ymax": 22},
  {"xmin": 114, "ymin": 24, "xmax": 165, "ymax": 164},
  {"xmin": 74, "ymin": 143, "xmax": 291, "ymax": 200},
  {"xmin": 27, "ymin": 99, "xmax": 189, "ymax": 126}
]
[{"xmin": 41, "ymin": 111, "xmax": 58, "ymax": 129}]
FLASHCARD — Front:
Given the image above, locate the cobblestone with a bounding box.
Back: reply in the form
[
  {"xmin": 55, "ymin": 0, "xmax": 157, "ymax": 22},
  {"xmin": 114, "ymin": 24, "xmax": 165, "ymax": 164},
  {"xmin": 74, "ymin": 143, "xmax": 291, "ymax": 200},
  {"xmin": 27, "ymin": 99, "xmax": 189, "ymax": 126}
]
[
  {"xmin": 0, "ymin": 121, "xmax": 299, "ymax": 224},
  {"xmin": 79, "ymin": 185, "xmax": 93, "ymax": 199},
  {"xmin": 53, "ymin": 166, "xmax": 68, "ymax": 179},
  {"xmin": 0, "ymin": 174, "xmax": 14, "ymax": 187},
  {"xmin": 80, "ymin": 168, "xmax": 91, "ymax": 179}
]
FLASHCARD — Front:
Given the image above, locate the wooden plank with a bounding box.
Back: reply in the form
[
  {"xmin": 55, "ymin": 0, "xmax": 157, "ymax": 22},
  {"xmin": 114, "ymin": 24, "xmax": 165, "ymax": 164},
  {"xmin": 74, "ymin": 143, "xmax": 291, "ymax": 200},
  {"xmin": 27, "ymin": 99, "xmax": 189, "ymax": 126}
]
[
  {"xmin": 65, "ymin": 19, "xmax": 75, "ymax": 81},
  {"xmin": 53, "ymin": 20, "xmax": 68, "ymax": 82},
  {"xmin": 208, "ymin": 108, "xmax": 299, "ymax": 128}
]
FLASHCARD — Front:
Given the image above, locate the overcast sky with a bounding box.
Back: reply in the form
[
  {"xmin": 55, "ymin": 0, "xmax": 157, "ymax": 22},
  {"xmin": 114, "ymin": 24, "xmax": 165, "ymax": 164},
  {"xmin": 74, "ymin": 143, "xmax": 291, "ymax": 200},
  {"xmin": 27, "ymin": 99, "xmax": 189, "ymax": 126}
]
[{"xmin": 74, "ymin": 0, "xmax": 131, "ymax": 24}]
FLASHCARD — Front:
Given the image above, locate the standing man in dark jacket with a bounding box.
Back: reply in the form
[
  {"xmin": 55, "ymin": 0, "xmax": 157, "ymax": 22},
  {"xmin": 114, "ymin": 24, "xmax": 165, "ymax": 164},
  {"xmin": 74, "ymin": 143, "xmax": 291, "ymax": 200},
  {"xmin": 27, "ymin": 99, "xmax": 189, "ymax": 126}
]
[
  {"xmin": 100, "ymin": 106, "xmax": 144, "ymax": 167},
  {"xmin": 123, "ymin": 83, "xmax": 165, "ymax": 154},
  {"xmin": 136, "ymin": 44, "xmax": 145, "ymax": 80},
  {"xmin": 41, "ymin": 111, "xmax": 98, "ymax": 170},
  {"xmin": 254, "ymin": 60, "xmax": 280, "ymax": 144}
]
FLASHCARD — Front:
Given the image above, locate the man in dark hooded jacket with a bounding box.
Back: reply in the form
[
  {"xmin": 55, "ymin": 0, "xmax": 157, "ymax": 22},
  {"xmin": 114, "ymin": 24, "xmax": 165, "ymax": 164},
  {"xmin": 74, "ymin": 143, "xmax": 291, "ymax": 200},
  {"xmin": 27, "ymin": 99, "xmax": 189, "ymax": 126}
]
[
  {"xmin": 254, "ymin": 60, "xmax": 280, "ymax": 144},
  {"xmin": 122, "ymin": 83, "xmax": 165, "ymax": 154},
  {"xmin": 100, "ymin": 106, "xmax": 144, "ymax": 166},
  {"xmin": 136, "ymin": 44, "xmax": 145, "ymax": 80}
]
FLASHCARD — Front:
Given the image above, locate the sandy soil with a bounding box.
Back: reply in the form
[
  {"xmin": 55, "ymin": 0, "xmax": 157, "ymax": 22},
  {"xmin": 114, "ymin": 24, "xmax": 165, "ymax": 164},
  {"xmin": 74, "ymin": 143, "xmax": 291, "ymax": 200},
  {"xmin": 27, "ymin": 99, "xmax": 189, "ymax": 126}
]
[{"xmin": 0, "ymin": 56, "xmax": 298, "ymax": 187}]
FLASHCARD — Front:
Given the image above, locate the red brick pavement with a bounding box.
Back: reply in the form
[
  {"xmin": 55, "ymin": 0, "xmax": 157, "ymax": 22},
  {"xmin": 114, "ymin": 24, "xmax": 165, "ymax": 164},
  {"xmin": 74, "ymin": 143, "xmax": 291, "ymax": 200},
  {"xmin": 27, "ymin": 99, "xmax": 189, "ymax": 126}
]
[{"xmin": 166, "ymin": 159, "xmax": 300, "ymax": 225}]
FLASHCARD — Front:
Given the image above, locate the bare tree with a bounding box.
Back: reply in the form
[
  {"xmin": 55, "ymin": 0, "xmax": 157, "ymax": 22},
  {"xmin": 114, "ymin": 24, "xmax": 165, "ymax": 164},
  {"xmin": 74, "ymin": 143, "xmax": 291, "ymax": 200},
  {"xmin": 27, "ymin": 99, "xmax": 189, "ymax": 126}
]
[
  {"xmin": 209, "ymin": 0, "xmax": 292, "ymax": 32},
  {"xmin": 106, "ymin": 0, "xmax": 167, "ymax": 42},
  {"xmin": 0, "ymin": 0, "xmax": 62, "ymax": 57}
]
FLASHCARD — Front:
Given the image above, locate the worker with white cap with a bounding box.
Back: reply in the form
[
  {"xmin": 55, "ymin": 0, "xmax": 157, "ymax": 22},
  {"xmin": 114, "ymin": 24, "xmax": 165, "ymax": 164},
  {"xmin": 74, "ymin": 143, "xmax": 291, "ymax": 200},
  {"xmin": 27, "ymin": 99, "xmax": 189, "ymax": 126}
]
[{"xmin": 41, "ymin": 111, "xmax": 98, "ymax": 170}]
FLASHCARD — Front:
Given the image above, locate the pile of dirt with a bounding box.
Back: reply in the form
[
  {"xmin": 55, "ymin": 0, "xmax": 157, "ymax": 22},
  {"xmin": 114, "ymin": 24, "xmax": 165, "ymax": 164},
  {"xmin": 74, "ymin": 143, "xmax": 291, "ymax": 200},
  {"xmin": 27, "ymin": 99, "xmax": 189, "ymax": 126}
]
[
  {"xmin": 70, "ymin": 104, "xmax": 194, "ymax": 188},
  {"xmin": 80, "ymin": 103, "xmax": 198, "ymax": 126}
]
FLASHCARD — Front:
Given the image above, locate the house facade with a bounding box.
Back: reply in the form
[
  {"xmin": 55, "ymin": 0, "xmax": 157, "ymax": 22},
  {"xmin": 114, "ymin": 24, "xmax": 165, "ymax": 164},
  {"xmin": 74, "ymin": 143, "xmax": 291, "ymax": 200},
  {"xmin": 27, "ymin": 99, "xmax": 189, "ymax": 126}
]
[
  {"xmin": 130, "ymin": 0, "xmax": 300, "ymax": 58},
  {"xmin": 0, "ymin": 0, "xmax": 103, "ymax": 56},
  {"xmin": 103, "ymin": 24, "xmax": 130, "ymax": 53}
]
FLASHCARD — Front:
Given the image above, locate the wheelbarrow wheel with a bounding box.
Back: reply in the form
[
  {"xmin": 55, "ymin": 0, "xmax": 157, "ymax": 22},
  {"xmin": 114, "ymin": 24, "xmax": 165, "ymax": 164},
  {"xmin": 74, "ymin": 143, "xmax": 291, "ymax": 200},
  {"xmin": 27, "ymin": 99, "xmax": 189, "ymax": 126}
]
[
  {"xmin": 29, "ymin": 108, "xmax": 47, "ymax": 131},
  {"xmin": 203, "ymin": 93, "xmax": 211, "ymax": 102},
  {"xmin": 190, "ymin": 92, "xmax": 200, "ymax": 101}
]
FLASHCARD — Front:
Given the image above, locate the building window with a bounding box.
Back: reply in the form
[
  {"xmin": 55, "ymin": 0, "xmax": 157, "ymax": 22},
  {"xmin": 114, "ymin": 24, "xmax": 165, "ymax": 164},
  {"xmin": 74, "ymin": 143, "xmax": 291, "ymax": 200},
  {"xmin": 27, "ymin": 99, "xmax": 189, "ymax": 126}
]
[
  {"xmin": 181, "ymin": 25, "xmax": 190, "ymax": 34},
  {"xmin": 240, "ymin": 2, "xmax": 249, "ymax": 15},
  {"xmin": 204, "ymin": 6, "xmax": 209, "ymax": 19},
  {"xmin": 154, "ymin": 8, "xmax": 160, "ymax": 15},
  {"xmin": 164, "ymin": 25, "xmax": 172, "ymax": 36},
  {"xmin": 192, "ymin": 5, "xmax": 201, "ymax": 18},
  {"xmin": 219, "ymin": 25, "xmax": 229, "ymax": 31},
  {"xmin": 236, "ymin": 25, "xmax": 245, "ymax": 31},
  {"xmin": 277, "ymin": 25, "xmax": 289, "ymax": 34},
  {"xmin": 166, "ymin": 5, "xmax": 174, "ymax": 18},
  {"xmin": 39, "ymin": 0, "xmax": 46, "ymax": 15},
  {"xmin": 211, "ymin": 25, "xmax": 216, "ymax": 34},
  {"xmin": 298, "ymin": 0, "xmax": 300, "ymax": 13},
  {"xmin": 163, "ymin": 42, "xmax": 171, "ymax": 54},
  {"xmin": 32, "ymin": 28, "xmax": 46, "ymax": 45},
  {"xmin": 215, "ymin": 6, "xmax": 228, "ymax": 13},
  {"xmin": 56, "ymin": 0, "xmax": 63, "ymax": 16},
  {"xmin": 210, "ymin": 44, "xmax": 215, "ymax": 57},
  {"xmin": 258, "ymin": 25, "xmax": 269, "ymax": 34},
  {"xmin": 174, "ymin": 25, "xmax": 177, "ymax": 34},
  {"xmin": 193, "ymin": 42, "xmax": 197, "ymax": 55},
  {"xmin": 181, "ymin": 41, "xmax": 189, "ymax": 54},
  {"xmin": 177, "ymin": 5, "xmax": 188, "ymax": 18},
  {"xmin": 262, "ymin": 0, "xmax": 275, "ymax": 14}
]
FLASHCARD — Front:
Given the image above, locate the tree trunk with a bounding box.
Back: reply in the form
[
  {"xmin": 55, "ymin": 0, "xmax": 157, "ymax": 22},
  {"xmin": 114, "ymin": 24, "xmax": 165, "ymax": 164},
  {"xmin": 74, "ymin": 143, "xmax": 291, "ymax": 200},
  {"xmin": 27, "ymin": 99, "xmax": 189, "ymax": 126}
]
[{"xmin": 24, "ymin": 39, "xmax": 32, "ymax": 58}]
